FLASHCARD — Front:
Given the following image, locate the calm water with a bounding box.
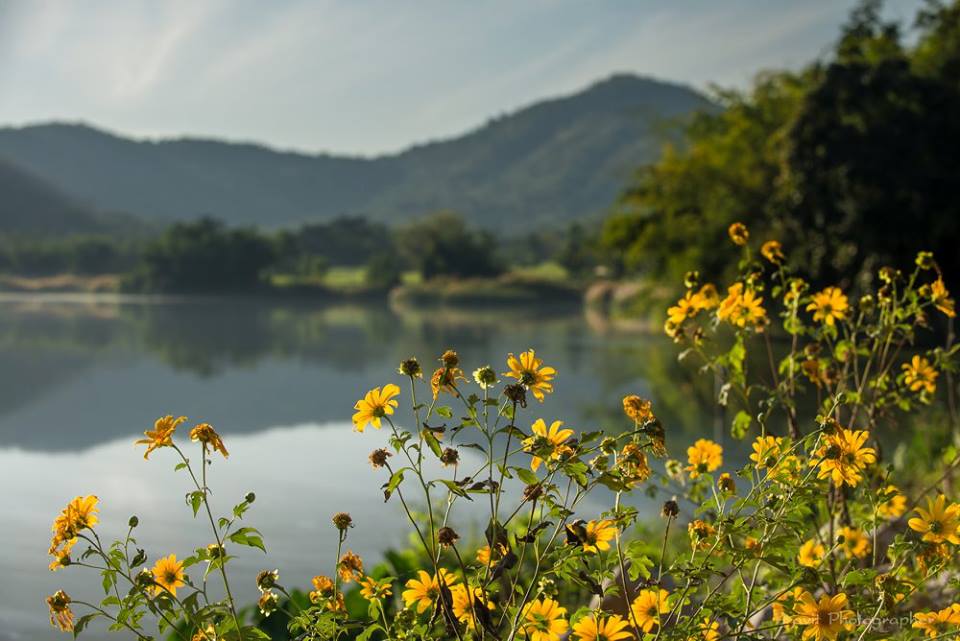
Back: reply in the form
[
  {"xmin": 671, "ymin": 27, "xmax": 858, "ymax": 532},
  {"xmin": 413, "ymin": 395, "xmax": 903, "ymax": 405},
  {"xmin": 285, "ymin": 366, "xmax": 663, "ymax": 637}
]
[{"xmin": 0, "ymin": 295, "xmax": 723, "ymax": 640}]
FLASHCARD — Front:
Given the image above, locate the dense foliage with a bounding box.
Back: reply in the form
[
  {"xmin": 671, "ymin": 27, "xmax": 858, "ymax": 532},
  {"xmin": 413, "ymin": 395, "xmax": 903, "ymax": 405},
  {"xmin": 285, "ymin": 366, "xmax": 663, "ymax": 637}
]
[
  {"xmin": 600, "ymin": 0, "xmax": 960, "ymax": 287},
  {"xmin": 43, "ymin": 224, "xmax": 960, "ymax": 641}
]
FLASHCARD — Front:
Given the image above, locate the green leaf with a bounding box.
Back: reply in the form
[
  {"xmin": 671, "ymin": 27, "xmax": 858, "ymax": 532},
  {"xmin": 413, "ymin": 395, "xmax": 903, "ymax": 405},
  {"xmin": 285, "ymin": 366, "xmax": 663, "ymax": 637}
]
[
  {"xmin": 436, "ymin": 405, "xmax": 453, "ymax": 418},
  {"xmin": 228, "ymin": 527, "xmax": 266, "ymax": 553},
  {"xmin": 732, "ymin": 410, "xmax": 751, "ymax": 439}
]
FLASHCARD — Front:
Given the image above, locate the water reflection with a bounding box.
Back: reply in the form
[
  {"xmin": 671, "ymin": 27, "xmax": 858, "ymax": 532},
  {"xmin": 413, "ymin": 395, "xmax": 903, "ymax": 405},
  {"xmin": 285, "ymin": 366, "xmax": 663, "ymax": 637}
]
[{"xmin": 0, "ymin": 296, "xmax": 718, "ymax": 452}]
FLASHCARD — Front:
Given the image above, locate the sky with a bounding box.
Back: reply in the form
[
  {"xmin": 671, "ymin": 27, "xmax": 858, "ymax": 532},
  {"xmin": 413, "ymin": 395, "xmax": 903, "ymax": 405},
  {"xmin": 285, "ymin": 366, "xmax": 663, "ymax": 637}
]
[{"xmin": 0, "ymin": 0, "xmax": 924, "ymax": 156}]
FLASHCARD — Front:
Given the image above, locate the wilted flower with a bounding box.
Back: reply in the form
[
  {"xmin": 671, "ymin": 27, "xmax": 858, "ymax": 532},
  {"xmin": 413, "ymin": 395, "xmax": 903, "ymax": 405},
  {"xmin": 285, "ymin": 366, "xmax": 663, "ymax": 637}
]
[
  {"xmin": 437, "ymin": 526, "xmax": 460, "ymax": 547},
  {"xmin": 338, "ymin": 550, "xmax": 363, "ymax": 583},
  {"xmin": 46, "ymin": 591, "xmax": 74, "ymax": 632},
  {"xmin": 369, "ymin": 448, "xmax": 392, "ymax": 469},
  {"xmin": 440, "ymin": 447, "xmax": 460, "ymax": 467},
  {"xmin": 661, "ymin": 499, "xmax": 679, "ymax": 519},
  {"xmin": 189, "ymin": 422, "xmax": 229, "ymax": 458}
]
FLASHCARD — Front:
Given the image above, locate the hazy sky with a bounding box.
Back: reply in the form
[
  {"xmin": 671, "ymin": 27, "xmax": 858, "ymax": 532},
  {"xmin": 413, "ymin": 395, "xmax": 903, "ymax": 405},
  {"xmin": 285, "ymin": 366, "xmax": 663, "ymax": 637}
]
[{"xmin": 0, "ymin": 0, "xmax": 923, "ymax": 155}]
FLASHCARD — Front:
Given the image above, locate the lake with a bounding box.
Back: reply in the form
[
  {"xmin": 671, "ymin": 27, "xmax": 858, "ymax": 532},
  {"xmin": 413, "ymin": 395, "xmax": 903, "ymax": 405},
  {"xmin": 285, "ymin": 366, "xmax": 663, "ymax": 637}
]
[{"xmin": 0, "ymin": 295, "xmax": 726, "ymax": 640}]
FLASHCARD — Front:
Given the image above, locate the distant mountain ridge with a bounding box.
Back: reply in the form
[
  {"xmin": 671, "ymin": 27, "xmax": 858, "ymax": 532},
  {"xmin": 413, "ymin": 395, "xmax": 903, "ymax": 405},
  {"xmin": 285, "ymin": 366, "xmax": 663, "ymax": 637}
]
[{"xmin": 0, "ymin": 74, "xmax": 714, "ymax": 231}]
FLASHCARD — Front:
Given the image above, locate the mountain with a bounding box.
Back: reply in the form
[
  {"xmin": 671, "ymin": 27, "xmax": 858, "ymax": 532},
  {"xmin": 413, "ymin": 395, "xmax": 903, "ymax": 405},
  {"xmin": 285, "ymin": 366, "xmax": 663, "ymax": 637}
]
[
  {"xmin": 0, "ymin": 159, "xmax": 146, "ymax": 237},
  {"xmin": 0, "ymin": 74, "xmax": 714, "ymax": 231}
]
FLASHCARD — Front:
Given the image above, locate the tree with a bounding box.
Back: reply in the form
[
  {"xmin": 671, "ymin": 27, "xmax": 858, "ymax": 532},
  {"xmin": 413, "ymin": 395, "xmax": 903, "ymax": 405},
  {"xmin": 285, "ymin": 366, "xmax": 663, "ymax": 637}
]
[
  {"xmin": 135, "ymin": 218, "xmax": 276, "ymax": 292},
  {"xmin": 395, "ymin": 211, "xmax": 502, "ymax": 280}
]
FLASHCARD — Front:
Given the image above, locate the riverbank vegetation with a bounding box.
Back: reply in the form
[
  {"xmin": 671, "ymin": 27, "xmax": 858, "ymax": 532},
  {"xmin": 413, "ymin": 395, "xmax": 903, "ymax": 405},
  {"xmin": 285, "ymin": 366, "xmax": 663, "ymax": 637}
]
[{"xmin": 42, "ymin": 227, "xmax": 960, "ymax": 640}]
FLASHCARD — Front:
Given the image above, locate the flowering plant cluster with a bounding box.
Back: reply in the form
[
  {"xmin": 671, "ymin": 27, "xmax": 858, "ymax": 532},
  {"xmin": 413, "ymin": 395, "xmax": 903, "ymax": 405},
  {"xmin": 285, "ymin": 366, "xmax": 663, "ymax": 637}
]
[{"xmin": 45, "ymin": 226, "xmax": 960, "ymax": 641}]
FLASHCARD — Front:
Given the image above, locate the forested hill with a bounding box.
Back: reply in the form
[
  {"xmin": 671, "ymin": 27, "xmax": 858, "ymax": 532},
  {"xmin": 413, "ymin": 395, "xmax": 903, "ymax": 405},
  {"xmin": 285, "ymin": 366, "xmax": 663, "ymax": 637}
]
[
  {"xmin": 0, "ymin": 74, "xmax": 713, "ymax": 231},
  {"xmin": 0, "ymin": 159, "xmax": 146, "ymax": 237}
]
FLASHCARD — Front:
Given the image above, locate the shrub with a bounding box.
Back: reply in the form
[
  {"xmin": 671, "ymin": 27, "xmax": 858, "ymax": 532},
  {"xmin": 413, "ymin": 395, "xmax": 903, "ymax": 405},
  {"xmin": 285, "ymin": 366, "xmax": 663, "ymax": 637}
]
[{"xmin": 44, "ymin": 226, "xmax": 960, "ymax": 641}]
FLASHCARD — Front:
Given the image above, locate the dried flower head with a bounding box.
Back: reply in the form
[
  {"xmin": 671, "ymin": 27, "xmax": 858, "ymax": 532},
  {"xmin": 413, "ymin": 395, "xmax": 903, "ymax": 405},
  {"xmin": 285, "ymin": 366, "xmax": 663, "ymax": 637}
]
[
  {"xmin": 332, "ymin": 512, "xmax": 354, "ymax": 531},
  {"xmin": 398, "ymin": 357, "xmax": 423, "ymax": 378},
  {"xmin": 523, "ymin": 483, "xmax": 544, "ymax": 502},
  {"xmin": 438, "ymin": 526, "xmax": 460, "ymax": 547},
  {"xmin": 440, "ymin": 447, "xmax": 460, "ymax": 467},
  {"xmin": 440, "ymin": 349, "xmax": 460, "ymax": 368},
  {"xmin": 662, "ymin": 499, "xmax": 680, "ymax": 519},
  {"xmin": 369, "ymin": 448, "xmax": 392, "ymax": 469},
  {"xmin": 504, "ymin": 383, "xmax": 527, "ymax": 407}
]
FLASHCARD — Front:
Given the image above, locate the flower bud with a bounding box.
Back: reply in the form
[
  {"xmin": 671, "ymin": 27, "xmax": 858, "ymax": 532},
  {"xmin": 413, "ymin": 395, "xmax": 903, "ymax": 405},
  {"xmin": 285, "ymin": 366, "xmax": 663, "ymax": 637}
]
[
  {"xmin": 661, "ymin": 499, "xmax": 679, "ymax": 519},
  {"xmin": 128, "ymin": 516, "xmax": 139, "ymax": 528},
  {"xmin": 245, "ymin": 492, "xmax": 256, "ymax": 504},
  {"xmin": 472, "ymin": 365, "xmax": 498, "ymax": 389},
  {"xmin": 504, "ymin": 383, "xmax": 527, "ymax": 407}
]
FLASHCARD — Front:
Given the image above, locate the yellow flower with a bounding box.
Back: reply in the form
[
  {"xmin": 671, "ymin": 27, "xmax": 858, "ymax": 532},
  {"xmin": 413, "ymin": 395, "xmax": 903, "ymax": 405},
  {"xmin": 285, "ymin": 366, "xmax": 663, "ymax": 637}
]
[
  {"xmin": 618, "ymin": 444, "xmax": 652, "ymax": 485},
  {"xmin": 571, "ymin": 613, "xmax": 633, "ymax": 641},
  {"xmin": 908, "ymin": 495, "xmax": 960, "ymax": 545},
  {"xmin": 504, "ymin": 350, "xmax": 557, "ymax": 402},
  {"xmin": 402, "ymin": 569, "xmax": 458, "ymax": 614},
  {"xmin": 352, "ymin": 384, "xmax": 400, "ymax": 432},
  {"xmin": 337, "ymin": 550, "xmax": 363, "ymax": 583},
  {"xmin": 877, "ymin": 485, "xmax": 906, "ymax": 519},
  {"xmin": 913, "ymin": 605, "xmax": 960, "ymax": 638},
  {"xmin": 47, "ymin": 590, "xmax": 74, "ymax": 632},
  {"xmin": 151, "ymin": 554, "xmax": 186, "ymax": 596},
  {"xmin": 136, "ymin": 415, "xmax": 186, "ymax": 459},
  {"xmin": 761, "ymin": 240, "xmax": 785, "ymax": 264},
  {"xmin": 519, "ymin": 597, "xmax": 568, "ymax": 641},
  {"xmin": 667, "ymin": 291, "xmax": 700, "ymax": 326},
  {"xmin": 49, "ymin": 495, "xmax": 100, "ymax": 570},
  {"xmin": 749, "ymin": 435, "xmax": 782, "ymax": 470},
  {"xmin": 622, "ymin": 395, "xmax": 654, "ymax": 423},
  {"xmin": 310, "ymin": 575, "xmax": 335, "ymax": 601},
  {"xmin": 717, "ymin": 283, "xmax": 766, "ymax": 328},
  {"xmin": 523, "ymin": 419, "xmax": 574, "ymax": 472},
  {"xmin": 689, "ymin": 618, "xmax": 720, "ymax": 641},
  {"xmin": 792, "ymin": 591, "xmax": 853, "ymax": 641},
  {"xmin": 358, "ymin": 575, "xmax": 392, "ymax": 601},
  {"xmin": 728, "ymin": 222, "xmax": 749, "ymax": 246},
  {"xmin": 450, "ymin": 584, "xmax": 494, "ymax": 630},
  {"xmin": 685, "ymin": 439, "xmax": 722, "ymax": 478},
  {"xmin": 772, "ymin": 587, "xmax": 805, "ymax": 627},
  {"xmin": 688, "ymin": 520, "xmax": 717, "ymax": 550},
  {"xmin": 931, "ymin": 277, "xmax": 956, "ymax": 317},
  {"xmin": 582, "ymin": 519, "xmax": 617, "ymax": 554},
  {"xmin": 798, "ymin": 539, "xmax": 825, "ymax": 568},
  {"xmin": 630, "ymin": 588, "xmax": 670, "ymax": 633},
  {"xmin": 476, "ymin": 543, "xmax": 507, "ymax": 566},
  {"xmin": 903, "ymin": 355, "xmax": 938, "ymax": 394},
  {"xmin": 812, "ymin": 428, "xmax": 875, "ymax": 487},
  {"xmin": 695, "ymin": 283, "xmax": 720, "ymax": 310},
  {"xmin": 838, "ymin": 526, "xmax": 870, "ymax": 559},
  {"xmin": 717, "ymin": 472, "xmax": 736, "ymax": 493},
  {"xmin": 806, "ymin": 287, "xmax": 848, "ymax": 327},
  {"xmin": 189, "ymin": 423, "xmax": 228, "ymax": 458},
  {"xmin": 192, "ymin": 625, "xmax": 217, "ymax": 641}
]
